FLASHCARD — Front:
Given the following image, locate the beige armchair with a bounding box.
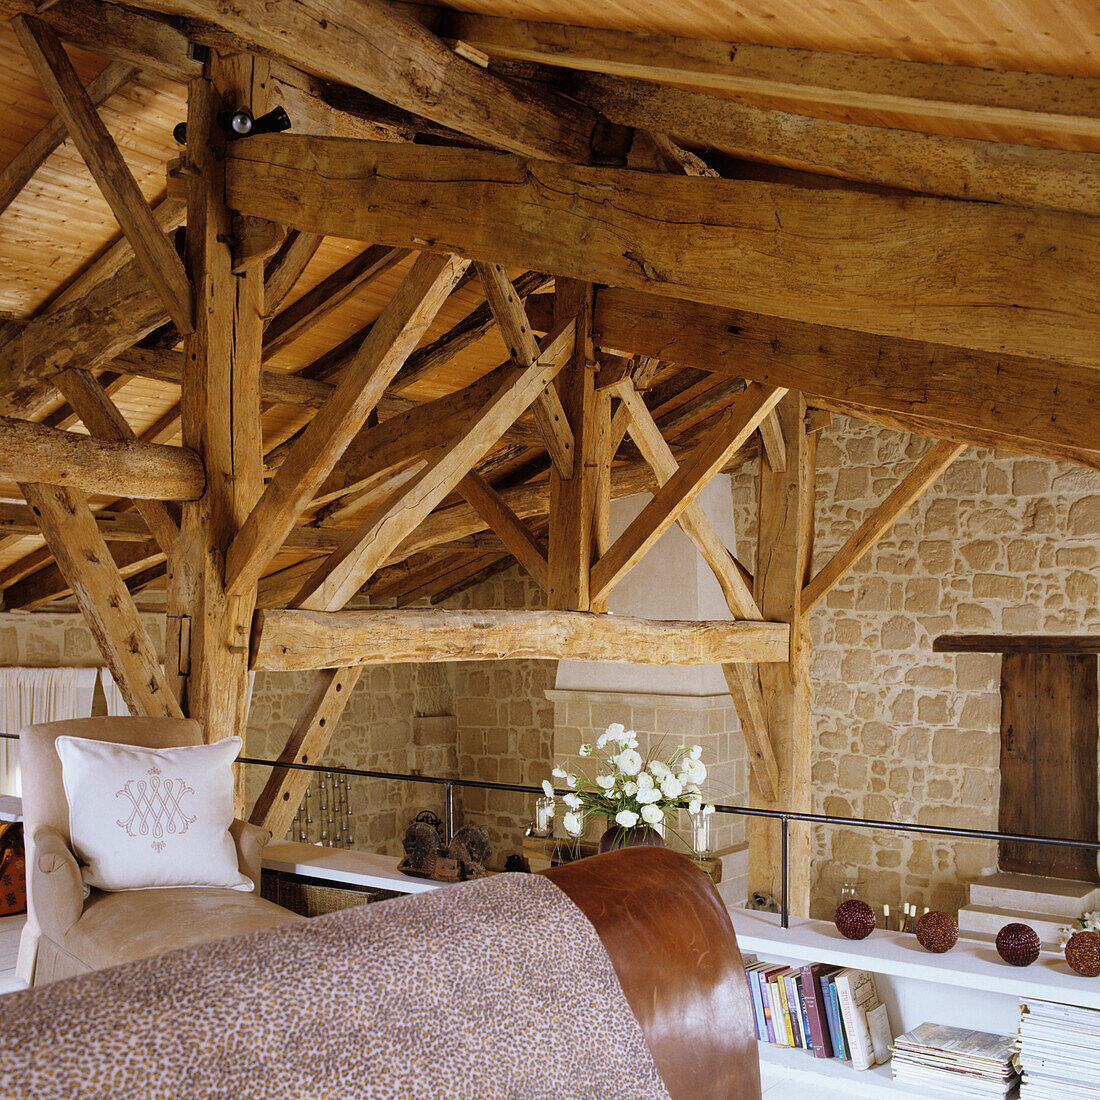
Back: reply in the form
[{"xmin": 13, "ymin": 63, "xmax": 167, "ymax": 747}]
[{"xmin": 18, "ymin": 716, "xmax": 303, "ymax": 986}]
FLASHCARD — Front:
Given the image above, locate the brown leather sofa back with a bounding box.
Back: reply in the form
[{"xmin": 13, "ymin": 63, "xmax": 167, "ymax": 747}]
[{"xmin": 544, "ymin": 847, "xmax": 762, "ymax": 1100}]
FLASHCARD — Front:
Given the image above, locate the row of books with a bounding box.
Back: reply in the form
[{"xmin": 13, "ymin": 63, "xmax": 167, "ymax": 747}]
[
  {"xmin": 743, "ymin": 955, "xmax": 892, "ymax": 1071},
  {"xmin": 1018, "ymin": 998, "xmax": 1100, "ymax": 1098}
]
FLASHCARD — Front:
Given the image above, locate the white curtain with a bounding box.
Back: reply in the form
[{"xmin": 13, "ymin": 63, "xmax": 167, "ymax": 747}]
[
  {"xmin": 99, "ymin": 668, "xmax": 256, "ymax": 720},
  {"xmin": 0, "ymin": 667, "xmax": 97, "ymax": 797}
]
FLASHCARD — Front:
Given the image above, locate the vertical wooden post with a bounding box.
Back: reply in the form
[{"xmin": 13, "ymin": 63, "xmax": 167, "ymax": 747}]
[
  {"xmin": 167, "ymin": 58, "xmax": 266, "ymax": 811},
  {"xmin": 547, "ymin": 279, "xmax": 594, "ymax": 610},
  {"xmin": 748, "ymin": 392, "xmax": 816, "ymax": 915}
]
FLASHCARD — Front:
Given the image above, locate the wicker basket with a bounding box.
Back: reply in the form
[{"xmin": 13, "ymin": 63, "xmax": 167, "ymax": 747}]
[{"xmin": 261, "ymin": 870, "xmax": 398, "ymax": 918}]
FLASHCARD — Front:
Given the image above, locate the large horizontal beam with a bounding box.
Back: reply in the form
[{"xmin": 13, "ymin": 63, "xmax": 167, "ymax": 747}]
[
  {"xmin": 225, "ymin": 135, "xmax": 1100, "ymax": 370},
  {"xmin": 0, "ymin": 418, "xmax": 204, "ymax": 500},
  {"xmin": 573, "ymin": 72, "xmax": 1100, "ymax": 217},
  {"xmin": 250, "ymin": 608, "xmax": 791, "ymax": 670},
  {"xmin": 436, "ymin": 9, "xmax": 1100, "ymax": 148},
  {"xmin": 525, "ymin": 287, "xmax": 1100, "ymax": 468},
  {"xmin": 126, "ymin": 0, "xmax": 594, "ymax": 160}
]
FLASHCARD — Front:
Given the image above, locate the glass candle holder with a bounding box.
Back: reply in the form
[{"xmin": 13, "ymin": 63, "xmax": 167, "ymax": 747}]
[
  {"xmin": 563, "ymin": 810, "xmax": 586, "ymax": 838},
  {"xmin": 690, "ymin": 810, "xmax": 711, "ymax": 855},
  {"xmin": 533, "ymin": 795, "xmax": 555, "ymax": 837}
]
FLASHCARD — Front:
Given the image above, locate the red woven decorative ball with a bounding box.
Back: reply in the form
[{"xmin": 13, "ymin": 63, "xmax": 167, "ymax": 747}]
[
  {"xmin": 834, "ymin": 899, "xmax": 876, "ymax": 940},
  {"xmin": 1065, "ymin": 931, "xmax": 1100, "ymax": 977},
  {"xmin": 916, "ymin": 910, "xmax": 958, "ymax": 953},
  {"xmin": 996, "ymin": 922, "xmax": 1040, "ymax": 967}
]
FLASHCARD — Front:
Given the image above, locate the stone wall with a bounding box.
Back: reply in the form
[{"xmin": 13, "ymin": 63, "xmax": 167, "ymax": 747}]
[{"xmin": 729, "ymin": 415, "xmax": 1100, "ymax": 919}]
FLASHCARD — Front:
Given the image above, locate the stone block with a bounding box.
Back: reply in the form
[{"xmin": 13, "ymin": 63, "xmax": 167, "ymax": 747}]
[
  {"xmin": 931, "ymin": 729, "xmax": 998, "ymax": 767},
  {"xmin": 917, "ymin": 540, "xmax": 954, "ymax": 573},
  {"xmin": 1012, "ymin": 461, "xmax": 1053, "ymax": 496},
  {"xmin": 973, "ymin": 573, "xmax": 1025, "ymax": 601},
  {"xmin": 880, "ymin": 615, "xmax": 917, "ymax": 650}
]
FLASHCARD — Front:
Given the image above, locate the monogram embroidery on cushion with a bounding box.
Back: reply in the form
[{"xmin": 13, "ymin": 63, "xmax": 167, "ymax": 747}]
[{"xmin": 116, "ymin": 764, "xmax": 196, "ymax": 853}]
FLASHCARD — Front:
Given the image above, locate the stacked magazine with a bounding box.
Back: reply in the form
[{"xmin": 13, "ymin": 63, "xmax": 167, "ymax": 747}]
[
  {"xmin": 1017, "ymin": 999, "xmax": 1100, "ymax": 1098},
  {"xmin": 892, "ymin": 1023, "xmax": 1020, "ymax": 1098}
]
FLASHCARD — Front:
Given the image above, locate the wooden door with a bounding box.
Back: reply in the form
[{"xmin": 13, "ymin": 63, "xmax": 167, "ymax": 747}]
[{"xmin": 998, "ymin": 653, "xmax": 1099, "ymax": 881}]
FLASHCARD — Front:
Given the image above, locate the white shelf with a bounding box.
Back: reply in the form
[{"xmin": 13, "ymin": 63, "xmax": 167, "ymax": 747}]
[
  {"xmin": 730, "ymin": 909, "xmax": 1100, "ymax": 1011},
  {"xmin": 0, "ymin": 795, "xmax": 21, "ymax": 823},
  {"xmin": 262, "ymin": 841, "xmax": 444, "ymax": 895},
  {"xmin": 758, "ymin": 1043, "xmax": 1019, "ymax": 1100}
]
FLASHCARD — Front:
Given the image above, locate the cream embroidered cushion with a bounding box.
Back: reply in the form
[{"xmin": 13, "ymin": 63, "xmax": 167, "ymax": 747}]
[{"xmin": 55, "ymin": 735, "xmax": 253, "ymax": 893}]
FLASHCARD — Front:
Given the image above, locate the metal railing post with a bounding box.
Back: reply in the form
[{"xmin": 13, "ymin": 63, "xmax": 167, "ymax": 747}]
[
  {"xmin": 445, "ymin": 781, "xmax": 455, "ymax": 845},
  {"xmin": 780, "ymin": 815, "xmax": 789, "ymax": 929}
]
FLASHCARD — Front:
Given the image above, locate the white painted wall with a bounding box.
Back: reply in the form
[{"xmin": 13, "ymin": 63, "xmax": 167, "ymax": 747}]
[{"xmin": 555, "ymin": 474, "xmax": 742, "ymax": 695}]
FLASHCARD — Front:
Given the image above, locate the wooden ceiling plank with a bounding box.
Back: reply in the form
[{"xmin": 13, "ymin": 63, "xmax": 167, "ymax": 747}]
[
  {"xmin": 439, "ymin": 10, "xmax": 1100, "ymax": 146},
  {"xmin": 20, "ymin": 483, "xmax": 181, "ymax": 715},
  {"xmin": 802, "ymin": 439, "xmax": 967, "ymax": 613},
  {"xmin": 125, "ymin": 0, "xmax": 594, "ymax": 160},
  {"xmin": 52, "ymin": 367, "xmax": 180, "ymax": 554},
  {"xmin": 457, "ymin": 470, "xmax": 549, "ymax": 591},
  {"xmin": 575, "ymin": 72, "xmax": 1100, "ymax": 216},
  {"xmin": 0, "ymin": 59, "xmax": 137, "ymax": 218},
  {"xmin": 263, "ymin": 231, "xmax": 325, "ymax": 316},
  {"xmin": 0, "ymin": 416, "xmax": 203, "ymax": 499},
  {"xmin": 476, "ymin": 261, "xmax": 574, "ymax": 478},
  {"xmin": 590, "ymin": 287, "xmax": 1100, "ymax": 466},
  {"xmin": 251, "ymin": 608, "xmax": 790, "ymax": 670},
  {"xmin": 14, "ymin": 16, "xmax": 195, "ymax": 334},
  {"xmin": 291, "ymin": 319, "xmax": 577, "ymax": 611},
  {"xmin": 590, "ymin": 383, "xmax": 785, "ymax": 605},
  {"xmin": 225, "ymin": 252, "xmax": 471, "ymax": 598},
  {"xmin": 262, "ymin": 244, "xmax": 409, "ymax": 357},
  {"xmin": 0, "ymin": 0, "xmax": 201, "ymax": 81},
  {"xmin": 225, "ymin": 135, "xmax": 1100, "ymax": 370}
]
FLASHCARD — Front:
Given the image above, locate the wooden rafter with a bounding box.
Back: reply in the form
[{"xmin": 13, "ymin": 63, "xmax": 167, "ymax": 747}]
[
  {"xmin": 225, "ymin": 135, "xmax": 1100, "ymax": 370},
  {"xmin": 802, "ymin": 440, "xmax": 967, "ymax": 612},
  {"xmin": 457, "ymin": 471, "xmax": 548, "ymax": 591},
  {"xmin": 476, "ymin": 262, "xmax": 574, "ymax": 478},
  {"xmin": 251, "ymin": 609, "xmax": 790, "ymax": 671},
  {"xmin": 290, "ymin": 319, "xmax": 577, "ymax": 611},
  {"xmin": 438, "ymin": 10, "xmax": 1100, "ymax": 149},
  {"xmin": 14, "ymin": 15, "xmax": 194, "ymax": 334},
  {"xmin": 21, "ymin": 483, "xmax": 182, "ymax": 718},
  {"xmin": 0, "ymin": 417, "xmax": 203, "ymax": 499},
  {"xmin": 263, "ymin": 231, "xmax": 325, "ymax": 316},
  {"xmin": 225, "ymin": 252, "xmax": 471, "ymax": 599},
  {"xmin": 123, "ymin": 0, "xmax": 595, "ymax": 160},
  {"xmin": 590, "ymin": 383, "xmax": 785, "ymax": 605}
]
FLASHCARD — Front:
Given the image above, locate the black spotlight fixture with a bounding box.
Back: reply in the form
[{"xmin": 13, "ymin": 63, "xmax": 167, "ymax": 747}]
[{"xmin": 172, "ymin": 106, "xmax": 290, "ymax": 145}]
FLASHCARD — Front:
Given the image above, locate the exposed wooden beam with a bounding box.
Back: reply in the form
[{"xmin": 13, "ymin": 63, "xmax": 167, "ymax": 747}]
[
  {"xmin": 590, "ymin": 383, "xmax": 784, "ymax": 605},
  {"xmin": 21, "ymin": 483, "xmax": 182, "ymax": 717},
  {"xmin": 0, "ymin": 59, "xmax": 137, "ymax": 217},
  {"xmin": 0, "ymin": 417, "xmax": 202, "ymax": 499},
  {"xmin": 585, "ymin": 287, "xmax": 1100, "ymax": 466},
  {"xmin": 748, "ymin": 392, "xmax": 815, "ymax": 915},
  {"xmin": 0, "ymin": 256, "xmax": 168, "ymax": 417},
  {"xmin": 248, "ymin": 666, "xmax": 363, "ymax": 837},
  {"xmin": 802, "ymin": 440, "xmax": 966, "ymax": 613},
  {"xmin": 262, "ymin": 244, "xmax": 408, "ymax": 357},
  {"xmin": 476, "ymin": 262, "xmax": 573, "ymax": 478},
  {"xmin": 14, "ymin": 15, "xmax": 194, "ymax": 334},
  {"xmin": 0, "ymin": 0, "xmax": 201, "ymax": 82},
  {"xmin": 457, "ymin": 471, "xmax": 548, "ymax": 591},
  {"xmin": 125, "ymin": 0, "xmax": 595, "ymax": 160},
  {"xmin": 290, "ymin": 319, "xmax": 576, "ymax": 611},
  {"xmin": 439, "ymin": 10, "xmax": 1100, "ymax": 148},
  {"xmin": 52, "ymin": 368, "xmax": 180, "ymax": 554},
  {"xmin": 574, "ymin": 72, "xmax": 1100, "ymax": 217},
  {"xmin": 226, "ymin": 135, "xmax": 1100, "ymax": 370},
  {"xmin": 758, "ymin": 411, "xmax": 786, "ymax": 473},
  {"xmin": 226, "ymin": 252, "xmax": 471, "ymax": 598},
  {"xmin": 251, "ymin": 608, "xmax": 790, "ymax": 670},
  {"xmin": 263, "ymin": 230, "xmax": 325, "ymax": 315}
]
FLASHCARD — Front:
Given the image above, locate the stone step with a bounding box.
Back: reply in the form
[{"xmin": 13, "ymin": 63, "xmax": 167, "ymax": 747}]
[
  {"xmin": 957, "ymin": 903, "xmax": 1077, "ymax": 946},
  {"xmin": 967, "ymin": 871, "xmax": 1100, "ymax": 918}
]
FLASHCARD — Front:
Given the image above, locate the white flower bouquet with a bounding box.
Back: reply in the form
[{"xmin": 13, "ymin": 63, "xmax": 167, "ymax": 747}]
[
  {"xmin": 1056, "ymin": 909, "xmax": 1100, "ymax": 949},
  {"xmin": 542, "ymin": 722, "xmax": 715, "ymax": 849}
]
